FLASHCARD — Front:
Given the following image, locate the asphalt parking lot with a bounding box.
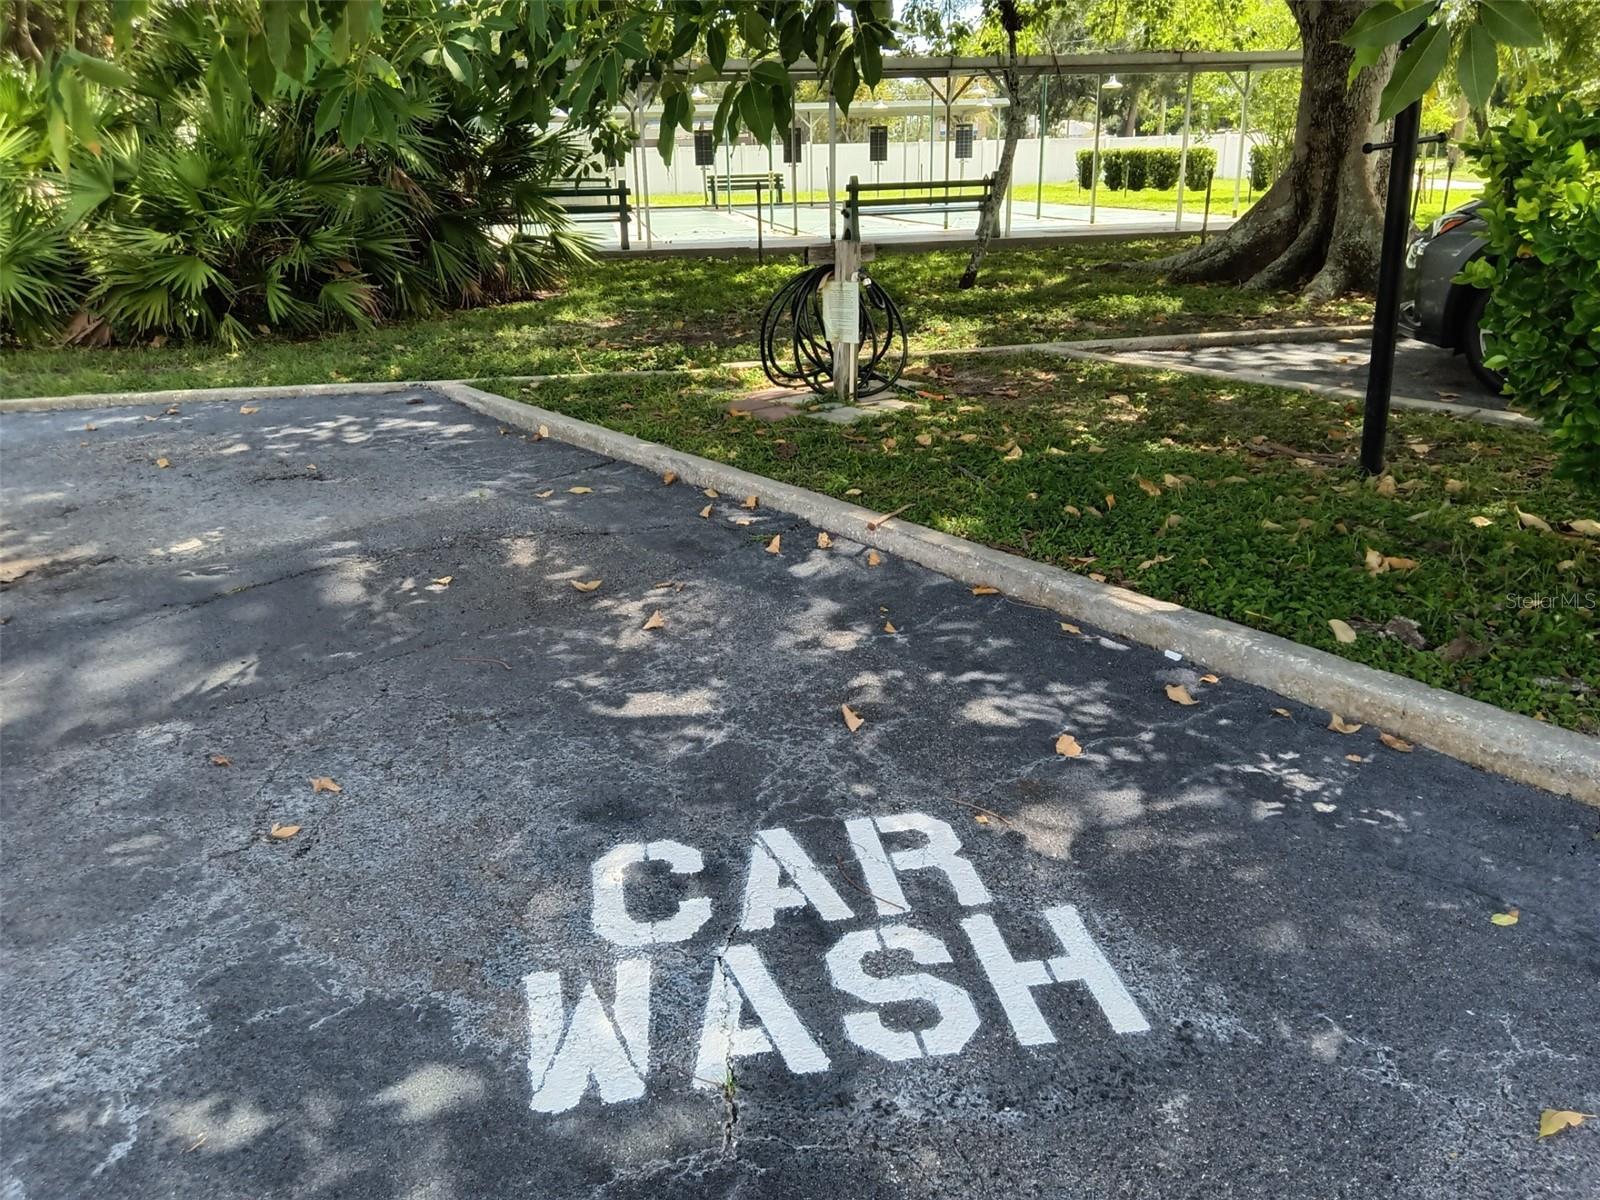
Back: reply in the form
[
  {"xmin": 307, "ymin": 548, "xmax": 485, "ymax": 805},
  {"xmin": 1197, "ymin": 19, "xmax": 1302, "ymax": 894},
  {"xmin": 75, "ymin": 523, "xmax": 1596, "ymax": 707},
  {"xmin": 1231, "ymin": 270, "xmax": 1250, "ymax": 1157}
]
[{"xmin": 1, "ymin": 388, "xmax": 1595, "ymax": 1198}]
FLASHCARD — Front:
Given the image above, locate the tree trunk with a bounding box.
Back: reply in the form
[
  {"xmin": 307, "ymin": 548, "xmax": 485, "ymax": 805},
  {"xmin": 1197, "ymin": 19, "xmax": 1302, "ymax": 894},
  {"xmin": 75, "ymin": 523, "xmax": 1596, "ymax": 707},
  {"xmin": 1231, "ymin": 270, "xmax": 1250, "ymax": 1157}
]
[
  {"xmin": 1119, "ymin": 78, "xmax": 1143, "ymax": 138},
  {"xmin": 958, "ymin": 1, "xmax": 1024, "ymax": 290},
  {"xmin": 1148, "ymin": 0, "xmax": 1395, "ymax": 299}
]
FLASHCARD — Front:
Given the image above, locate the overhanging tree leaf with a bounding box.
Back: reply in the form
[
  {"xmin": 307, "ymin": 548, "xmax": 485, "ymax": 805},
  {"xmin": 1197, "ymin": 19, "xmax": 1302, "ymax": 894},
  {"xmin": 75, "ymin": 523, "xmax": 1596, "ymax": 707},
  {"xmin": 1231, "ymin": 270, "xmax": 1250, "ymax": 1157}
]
[
  {"xmin": 1341, "ymin": 1, "xmax": 1434, "ymax": 51},
  {"xmin": 1456, "ymin": 23, "xmax": 1498, "ymax": 111},
  {"xmin": 1378, "ymin": 22, "xmax": 1449, "ymax": 121},
  {"xmin": 1478, "ymin": 0, "xmax": 1544, "ymax": 47}
]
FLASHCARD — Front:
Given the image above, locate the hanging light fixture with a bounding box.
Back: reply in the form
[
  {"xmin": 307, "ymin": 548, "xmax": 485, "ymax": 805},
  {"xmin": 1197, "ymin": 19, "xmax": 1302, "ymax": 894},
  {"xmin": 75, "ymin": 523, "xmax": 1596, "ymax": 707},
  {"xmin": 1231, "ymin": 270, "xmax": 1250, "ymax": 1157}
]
[{"xmin": 1103, "ymin": 74, "xmax": 1124, "ymax": 90}]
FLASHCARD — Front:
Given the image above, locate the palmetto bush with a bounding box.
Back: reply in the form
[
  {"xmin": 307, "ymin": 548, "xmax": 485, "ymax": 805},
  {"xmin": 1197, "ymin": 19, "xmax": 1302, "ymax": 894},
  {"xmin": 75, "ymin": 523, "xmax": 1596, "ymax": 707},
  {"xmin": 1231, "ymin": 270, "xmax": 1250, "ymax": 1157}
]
[
  {"xmin": 58, "ymin": 96, "xmax": 590, "ymax": 345},
  {"xmin": 0, "ymin": 3, "xmax": 594, "ymax": 346}
]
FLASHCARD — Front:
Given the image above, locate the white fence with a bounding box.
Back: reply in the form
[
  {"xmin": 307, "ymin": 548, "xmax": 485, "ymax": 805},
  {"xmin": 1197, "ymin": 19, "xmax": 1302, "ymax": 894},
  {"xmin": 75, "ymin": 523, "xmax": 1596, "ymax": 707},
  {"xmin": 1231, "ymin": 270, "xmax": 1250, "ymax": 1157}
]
[{"xmin": 624, "ymin": 132, "xmax": 1261, "ymax": 202}]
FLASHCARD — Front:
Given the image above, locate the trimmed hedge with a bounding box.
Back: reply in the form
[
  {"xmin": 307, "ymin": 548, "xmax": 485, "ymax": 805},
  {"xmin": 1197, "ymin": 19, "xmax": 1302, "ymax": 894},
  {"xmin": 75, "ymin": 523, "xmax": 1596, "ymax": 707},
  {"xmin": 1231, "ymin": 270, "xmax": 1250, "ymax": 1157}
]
[
  {"xmin": 1249, "ymin": 143, "xmax": 1275, "ymax": 191},
  {"xmin": 1079, "ymin": 147, "xmax": 1217, "ymax": 192}
]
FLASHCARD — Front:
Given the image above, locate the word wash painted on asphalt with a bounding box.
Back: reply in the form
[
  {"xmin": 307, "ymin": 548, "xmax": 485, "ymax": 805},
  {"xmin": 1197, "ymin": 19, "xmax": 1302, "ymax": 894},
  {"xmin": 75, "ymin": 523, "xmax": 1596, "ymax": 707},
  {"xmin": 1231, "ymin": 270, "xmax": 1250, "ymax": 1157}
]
[{"xmin": 524, "ymin": 812, "xmax": 1149, "ymax": 1113}]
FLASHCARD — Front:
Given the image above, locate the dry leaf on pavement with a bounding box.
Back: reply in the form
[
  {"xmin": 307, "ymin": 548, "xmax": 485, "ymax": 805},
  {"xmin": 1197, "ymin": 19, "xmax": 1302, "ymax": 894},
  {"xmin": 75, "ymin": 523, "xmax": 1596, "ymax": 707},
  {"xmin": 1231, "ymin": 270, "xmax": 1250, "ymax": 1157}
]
[
  {"xmin": 703, "ymin": 487, "xmax": 719, "ymax": 498},
  {"xmin": 841, "ymin": 704, "xmax": 864, "ymax": 733},
  {"xmin": 642, "ymin": 611, "xmax": 665, "ymax": 631},
  {"xmin": 310, "ymin": 776, "xmax": 342, "ymax": 793},
  {"xmin": 867, "ymin": 551, "xmax": 881, "ymax": 567},
  {"xmin": 765, "ymin": 535, "xmax": 781, "ymax": 554},
  {"xmin": 1327, "ymin": 714, "xmax": 1363, "ymax": 734},
  {"xmin": 1378, "ymin": 731, "xmax": 1414, "ymax": 752},
  {"xmin": 535, "ymin": 489, "xmax": 554, "ymax": 498},
  {"xmin": 699, "ymin": 504, "xmax": 712, "ymax": 518},
  {"xmin": 817, "ymin": 532, "xmax": 832, "ymax": 549},
  {"xmin": 270, "ymin": 823, "xmax": 301, "ymax": 839},
  {"xmin": 661, "ymin": 471, "xmax": 677, "ymax": 486},
  {"xmin": 1272, "ymin": 708, "xmax": 1292, "ymax": 718},
  {"xmin": 1055, "ymin": 733, "xmax": 1083, "ymax": 758},
  {"xmin": 971, "ymin": 585, "xmax": 999, "ymax": 596},
  {"xmin": 883, "ymin": 619, "xmax": 898, "ymax": 634},
  {"xmin": 1490, "ymin": 908, "xmax": 1520, "ymax": 927},
  {"xmin": 210, "ymin": 755, "xmax": 231, "ymax": 767},
  {"xmin": 1200, "ymin": 673, "xmax": 1219, "ymax": 684},
  {"xmin": 1165, "ymin": 684, "xmax": 1199, "ymax": 706},
  {"xmin": 239, "ymin": 406, "xmax": 259, "ymax": 415},
  {"xmin": 742, "ymin": 495, "xmax": 759, "ymax": 509},
  {"xmin": 571, "ymin": 579, "xmax": 602, "ymax": 592},
  {"xmin": 1538, "ymin": 1110, "xmax": 1590, "ymax": 1138},
  {"xmin": 536, "ymin": 424, "xmax": 549, "ymax": 439},
  {"xmin": 431, "ymin": 575, "xmax": 453, "ymax": 587},
  {"xmin": 156, "ymin": 458, "xmax": 171, "ymax": 469},
  {"xmin": 1059, "ymin": 622, "xmax": 1081, "ymax": 634}
]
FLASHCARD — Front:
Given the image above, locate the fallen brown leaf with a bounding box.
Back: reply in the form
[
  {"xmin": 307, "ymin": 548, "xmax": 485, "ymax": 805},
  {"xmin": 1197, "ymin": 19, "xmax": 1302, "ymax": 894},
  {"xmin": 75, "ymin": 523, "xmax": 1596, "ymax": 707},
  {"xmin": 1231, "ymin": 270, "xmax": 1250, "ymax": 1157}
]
[
  {"xmin": 866, "ymin": 551, "xmax": 881, "ymax": 567},
  {"xmin": 971, "ymin": 585, "xmax": 999, "ymax": 596},
  {"xmin": 1059, "ymin": 622, "xmax": 1081, "ymax": 635},
  {"xmin": 1165, "ymin": 684, "xmax": 1199, "ymax": 706},
  {"xmin": 1568, "ymin": 519, "xmax": 1600, "ymax": 538},
  {"xmin": 883, "ymin": 619, "xmax": 898, "ymax": 634},
  {"xmin": 537, "ymin": 424, "xmax": 550, "ymax": 439},
  {"xmin": 703, "ymin": 487, "xmax": 719, "ymax": 498},
  {"xmin": 817, "ymin": 532, "xmax": 832, "ymax": 548},
  {"xmin": 1516, "ymin": 507, "xmax": 1552, "ymax": 533},
  {"xmin": 1344, "ymin": 754, "xmax": 1363, "ymax": 763},
  {"xmin": 568, "ymin": 486, "xmax": 593, "ymax": 495},
  {"xmin": 239, "ymin": 406, "xmax": 259, "ymax": 415},
  {"xmin": 1055, "ymin": 733, "xmax": 1083, "ymax": 758},
  {"xmin": 1491, "ymin": 908, "xmax": 1520, "ymax": 927},
  {"xmin": 1199, "ymin": 673, "xmax": 1220, "ymax": 684},
  {"xmin": 1327, "ymin": 714, "xmax": 1363, "ymax": 735},
  {"xmin": 1272, "ymin": 708, "xmax": 1292, "ymax": 719},
  {"xmin": 210, "ymin": 755, "xmax": 231, "ymax": 767},
  {"xmin": 269, "ymin": 823, "xmax": 301, "ymax": 839},
  {"xmin": 642, "ymin": 610, "xmax": 665, "ymax": 631},
  {"xmin": 535, "ymin": 489, "xmax": 554, "ymax": 499},
  {"xmin": 1469, "ymin": 515, "xmax": 1494, "ymax": 528},
  {"xmin": 765, "ymin": 535, "xmax": 781, "ymax": 555},
  {"xmin": 661, "ymin": 471, "xmax": 677, "ymax": 486},
  {"xmin": 1329, "ymin": 619, "xmax": 1358, "ymax": 644},
  {"xmin": 915, "ymin": 434, "xmax": 933, "ymax": 447},
  {"xmin": 1002, "ymin": 445, "xmax": 1023, "ymax": 462},
  {"xmin": 431, "ymin": 575, "xmax": 453, "ymax": 587},
  {"xmin": 742, "ymin": 495, "xmax": 759, "ymax": 509},
  {"xmin": 841, "ymin": 704, "xmax": 864, "ymax": 733},
  {"xmin": 156, "ymin": 458, "xmax": 171, "ymax": 469},
  {"xmin": 1136, "ymin": 477, "xmax": 1162, "ymax": 497},
  {"xmin": 310, "ymin": 777, "xmax": 341, "ymax": 793},
  {"xmin": 570, "ymin": 579, "xmax": 602, "ymax": 592},
  {"xmin": 1378, "ymin": 731, "xmax": 1414, "ymax": 753},
  {"xmin": 699, "ymin": 504, "xmax": 712, "ymax": 518}
]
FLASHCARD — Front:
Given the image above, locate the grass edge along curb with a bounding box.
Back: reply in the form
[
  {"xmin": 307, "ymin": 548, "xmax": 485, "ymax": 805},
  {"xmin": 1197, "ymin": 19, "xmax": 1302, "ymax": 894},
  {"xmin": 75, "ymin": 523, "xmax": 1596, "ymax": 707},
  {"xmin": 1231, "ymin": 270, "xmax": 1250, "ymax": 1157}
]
[{"xmin": 438, "ymin": 379, "xmax": 1600, "ymax": 807}]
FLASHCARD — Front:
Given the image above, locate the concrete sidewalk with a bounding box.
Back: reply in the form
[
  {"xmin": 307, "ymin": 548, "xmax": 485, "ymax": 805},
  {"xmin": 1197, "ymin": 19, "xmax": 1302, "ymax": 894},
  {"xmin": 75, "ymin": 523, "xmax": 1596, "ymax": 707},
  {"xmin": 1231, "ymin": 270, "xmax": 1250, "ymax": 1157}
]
[{"xmin": 1, "ymin": 390, "xmax": 1595, "ymax": 1198}]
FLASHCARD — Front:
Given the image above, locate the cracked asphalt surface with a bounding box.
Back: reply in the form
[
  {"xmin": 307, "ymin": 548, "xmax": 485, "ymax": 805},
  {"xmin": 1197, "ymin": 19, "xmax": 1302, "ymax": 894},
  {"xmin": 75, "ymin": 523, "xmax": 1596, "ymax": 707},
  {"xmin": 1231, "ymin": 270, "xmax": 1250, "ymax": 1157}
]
[{"xmin": 1, "ymin": 388, "xmax": 1596, "ymax": 1199}]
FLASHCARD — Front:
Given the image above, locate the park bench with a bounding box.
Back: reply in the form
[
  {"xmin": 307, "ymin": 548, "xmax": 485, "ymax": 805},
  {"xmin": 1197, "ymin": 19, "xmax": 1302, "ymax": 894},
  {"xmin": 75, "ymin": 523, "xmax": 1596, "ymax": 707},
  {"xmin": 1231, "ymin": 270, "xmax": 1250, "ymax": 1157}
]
[
  {"xmin": 841, "ymin": 174, "xmax": 996, "ymax": 239},
  {"xmin": 548, "ymin": 180, "xmax": 633, "ymax": 250},
  {"xmin": 705, "ymin": 171, "xmax": 786, "ymax": 206}
]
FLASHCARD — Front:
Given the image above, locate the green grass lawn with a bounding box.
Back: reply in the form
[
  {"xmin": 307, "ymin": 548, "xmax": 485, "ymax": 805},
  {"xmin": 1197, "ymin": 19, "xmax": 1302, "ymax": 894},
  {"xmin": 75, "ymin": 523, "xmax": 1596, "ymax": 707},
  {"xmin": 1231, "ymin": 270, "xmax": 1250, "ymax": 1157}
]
[
  {"xmin": 0, "ymin": 237, "xmax": 1367, "ymax": 399},
  {"xmin": 481, "ymin": 357, "xmax": 1598, "ymax": 733}
]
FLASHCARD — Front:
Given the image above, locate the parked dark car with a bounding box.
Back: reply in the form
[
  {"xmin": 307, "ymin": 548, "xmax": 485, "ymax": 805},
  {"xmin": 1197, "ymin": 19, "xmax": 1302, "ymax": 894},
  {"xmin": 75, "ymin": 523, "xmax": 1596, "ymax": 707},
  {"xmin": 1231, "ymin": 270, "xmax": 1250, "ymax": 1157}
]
[{"xmin": 1398, "ymin": 198, "xmax": 1505, "ymax": 391}]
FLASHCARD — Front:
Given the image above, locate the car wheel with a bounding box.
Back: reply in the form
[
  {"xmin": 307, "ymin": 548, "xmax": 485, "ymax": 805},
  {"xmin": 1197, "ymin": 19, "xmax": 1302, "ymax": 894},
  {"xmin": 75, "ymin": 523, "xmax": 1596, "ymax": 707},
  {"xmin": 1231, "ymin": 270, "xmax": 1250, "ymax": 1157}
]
[{"xmin": 1461, "ymin": 288, "xmax": 1507, "ymax": 394}]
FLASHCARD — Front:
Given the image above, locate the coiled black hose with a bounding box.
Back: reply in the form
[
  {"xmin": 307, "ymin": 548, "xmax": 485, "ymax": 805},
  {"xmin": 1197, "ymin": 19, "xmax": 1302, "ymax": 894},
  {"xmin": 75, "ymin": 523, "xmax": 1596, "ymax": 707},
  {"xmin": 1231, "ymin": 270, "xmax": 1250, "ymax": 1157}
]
[{"xmin": 758, "ymin": 264, "xmax": 908, "ymax": 399}]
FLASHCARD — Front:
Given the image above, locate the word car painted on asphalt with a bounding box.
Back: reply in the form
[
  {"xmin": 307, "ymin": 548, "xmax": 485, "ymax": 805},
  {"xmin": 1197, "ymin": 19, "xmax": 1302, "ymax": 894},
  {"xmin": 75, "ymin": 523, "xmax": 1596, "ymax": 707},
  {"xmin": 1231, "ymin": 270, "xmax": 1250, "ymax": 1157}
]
[{"xmin": 524, "ymin": 811, "xmax": 1149, "ymax": 1113}]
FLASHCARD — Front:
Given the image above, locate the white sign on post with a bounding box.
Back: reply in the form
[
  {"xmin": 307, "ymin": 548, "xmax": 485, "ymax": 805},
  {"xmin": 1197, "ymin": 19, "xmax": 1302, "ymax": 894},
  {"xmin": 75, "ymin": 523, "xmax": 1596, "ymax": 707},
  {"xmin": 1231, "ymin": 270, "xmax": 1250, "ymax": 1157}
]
[{"xmin": 819, "ymin": 276, "xmax": 860, "ymax": 345}]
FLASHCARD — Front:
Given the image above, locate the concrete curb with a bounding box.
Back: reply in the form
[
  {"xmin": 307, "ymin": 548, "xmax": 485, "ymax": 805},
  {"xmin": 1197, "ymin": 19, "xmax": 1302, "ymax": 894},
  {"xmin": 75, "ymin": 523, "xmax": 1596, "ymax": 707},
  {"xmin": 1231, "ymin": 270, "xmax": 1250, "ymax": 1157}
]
[
  {"xmin": 439, "ymin": 379, "xmax": 1600, "ymax": 807},
  {"xmin": 0, "ymin": 363, "xmax": 761, "ymax": 414},
  {"xmin": 915, "ymin": 325, "xmax": 1372, "ymax": 360}
]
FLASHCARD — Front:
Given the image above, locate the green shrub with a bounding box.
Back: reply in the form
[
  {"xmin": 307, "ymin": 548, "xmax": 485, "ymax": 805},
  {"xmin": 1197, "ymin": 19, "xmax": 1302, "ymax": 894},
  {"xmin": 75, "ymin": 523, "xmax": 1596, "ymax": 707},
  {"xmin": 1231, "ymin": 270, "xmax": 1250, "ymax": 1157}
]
[
  {"xmin": 1102, "ymin": 150, "xmax": 1126, "ymax": 190},
  {"xmin": 1460, "ymin": 91, "xmax": 1600, "ymax": 487},
  {"xmin": 1183, "ymin": 147, "xmax": 1217, "ymax": 192},
  {"xmin": 0, "ymin": 2, "xmax": 593, "ymax": 347},
  {"xmin": 1124, "ymin": 150, "xmax": 1148, "ymax": 190},
  {"xmin": 1076, "ymin": 149, "xmax": 1095, "ymax": 189},
  {"xmin": 1146, "ymin": 148, "xmax": 1181, "ymax": 190},
  {"xmin": 1249, "ymin": 143, "xmax": 1275, "ymax": 190}
]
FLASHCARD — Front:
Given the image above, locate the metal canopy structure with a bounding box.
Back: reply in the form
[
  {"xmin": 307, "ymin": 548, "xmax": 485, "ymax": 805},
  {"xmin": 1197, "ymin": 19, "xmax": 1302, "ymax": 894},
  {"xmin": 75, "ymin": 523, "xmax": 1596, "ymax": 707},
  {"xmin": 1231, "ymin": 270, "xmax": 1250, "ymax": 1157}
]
[
  {"xmin": 598, "ymin": 48, "xmax": 1305, "ymax": 251},
  {"xmin": 684, "ymin": 48, "xmax": 1302, "ymax": 82}
]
